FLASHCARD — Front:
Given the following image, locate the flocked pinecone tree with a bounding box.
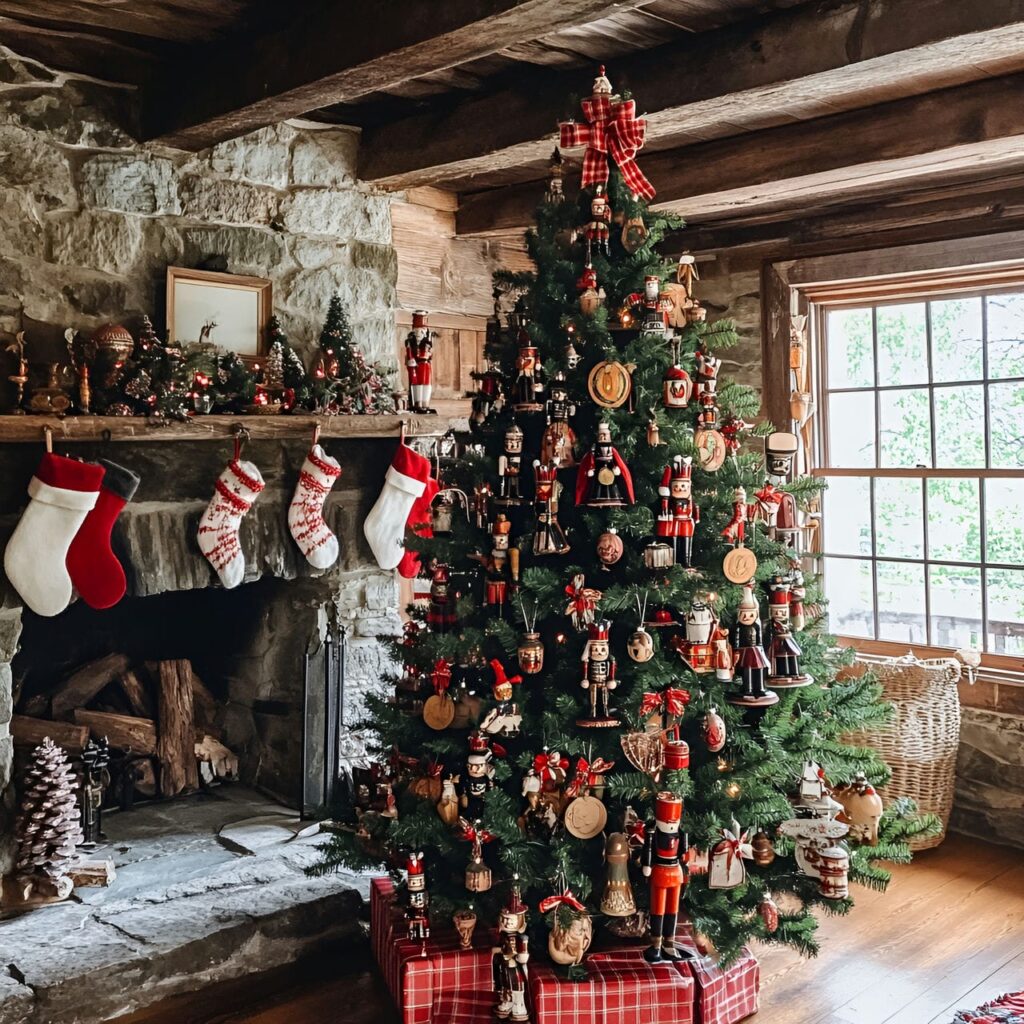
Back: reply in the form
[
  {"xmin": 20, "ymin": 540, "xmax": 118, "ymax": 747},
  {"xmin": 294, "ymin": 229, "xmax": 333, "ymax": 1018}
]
[
  {"xmin": 15, "ymin": 737, "xmax": 84, "ymax": 900},
  {"xmin": 315, "ymin": 67, "xmax": 938, "ymax": 967}
]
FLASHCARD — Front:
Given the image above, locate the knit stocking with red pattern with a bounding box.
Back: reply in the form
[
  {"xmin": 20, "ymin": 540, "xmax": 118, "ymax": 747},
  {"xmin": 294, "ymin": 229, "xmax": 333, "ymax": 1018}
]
[
  {"xmin": 197, "ymin": 458, "xmax": 265, "ymax": 589},
  {"xmin": 288, "ymin": 444, "xmax": 341, "ymax": 570}
]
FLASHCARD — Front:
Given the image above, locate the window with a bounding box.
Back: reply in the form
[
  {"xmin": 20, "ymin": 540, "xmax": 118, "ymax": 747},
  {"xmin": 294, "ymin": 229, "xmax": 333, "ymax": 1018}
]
[{"xmin": 814, "ymin": 277, "xmax": 1024, "ymax": 660}]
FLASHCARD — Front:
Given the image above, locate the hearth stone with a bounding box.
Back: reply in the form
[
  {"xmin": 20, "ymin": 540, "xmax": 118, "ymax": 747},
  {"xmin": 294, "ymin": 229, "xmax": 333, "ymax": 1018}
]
[{"xmin": 0, "ymin": 785, "xmax": 366, "ymax": 1024}]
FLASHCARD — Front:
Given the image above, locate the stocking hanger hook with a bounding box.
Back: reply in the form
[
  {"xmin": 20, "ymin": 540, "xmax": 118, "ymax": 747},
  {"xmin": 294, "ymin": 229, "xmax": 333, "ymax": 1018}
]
[
  {"xmin": 232, "ymin": 424, "xmax": 250, "ymax": 461},
  {"xmin": 43, "ymin": 426, "xmax": 53, "ymax": 454}
]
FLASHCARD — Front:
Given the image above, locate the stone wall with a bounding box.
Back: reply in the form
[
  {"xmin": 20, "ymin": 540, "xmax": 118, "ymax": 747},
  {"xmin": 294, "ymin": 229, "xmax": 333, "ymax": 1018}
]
[
  {"xmin": 697, "ymin": 258, "xmax": 763, "ymax": 398},
  {"xmin": 0, "ymin": 45, "xmax": 397, "ymax": 374}
]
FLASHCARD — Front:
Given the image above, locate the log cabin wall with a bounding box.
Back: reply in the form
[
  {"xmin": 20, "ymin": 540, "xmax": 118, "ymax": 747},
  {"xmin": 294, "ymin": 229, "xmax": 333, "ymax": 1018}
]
[{"xmin": 391, "ymin": 187, "xmax": 531, "ymax": 400}]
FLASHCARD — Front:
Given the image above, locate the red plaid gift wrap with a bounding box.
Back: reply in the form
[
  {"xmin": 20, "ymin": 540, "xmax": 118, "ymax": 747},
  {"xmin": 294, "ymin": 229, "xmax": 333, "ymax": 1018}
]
[
  {"xmin": 529, "ymin": 951, "xmax": 695, "ymax": 1024},
  {"xmin": 954, "ymin": 991, "xmax": 1024, "ymax": 1023},
  {"xmin": 672, "ymin": 924, "xmax": 760, "ymax": 1024},
  {"xmin": 371, "ymin": 877, "xmax": 493, "ymax": 1024}
]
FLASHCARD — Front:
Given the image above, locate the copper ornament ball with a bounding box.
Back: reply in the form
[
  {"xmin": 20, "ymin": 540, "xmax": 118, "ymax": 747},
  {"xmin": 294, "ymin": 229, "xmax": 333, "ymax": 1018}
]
[{"xmin": 92, "ymin": 323, "xmax": 135, "ymax": 363}]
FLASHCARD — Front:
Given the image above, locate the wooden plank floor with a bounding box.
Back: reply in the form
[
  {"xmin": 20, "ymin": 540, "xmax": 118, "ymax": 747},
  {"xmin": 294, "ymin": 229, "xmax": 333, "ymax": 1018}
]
[{"xmin": 120, "ymin": 834, "xmax": 1023, "ymax": 1024}]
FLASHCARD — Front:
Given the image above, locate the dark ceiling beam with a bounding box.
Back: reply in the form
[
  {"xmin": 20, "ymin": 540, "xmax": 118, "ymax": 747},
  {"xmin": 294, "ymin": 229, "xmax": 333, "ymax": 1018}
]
[
  {"xmin": 454, "ymin": 71, "xmax": 1024, "ymax": 236},
  {"xmin": 359, "ymin": 0, "xmax": 1024, "ymax": 189},
  {"xmin": 141, "ymin": 0, "xmax": 657, "ymax": 151}
]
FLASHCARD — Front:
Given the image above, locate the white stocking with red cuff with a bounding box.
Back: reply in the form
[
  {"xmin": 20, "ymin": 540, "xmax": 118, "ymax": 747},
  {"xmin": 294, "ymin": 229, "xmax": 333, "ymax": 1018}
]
[
  {"xmin": 363, "ymin": 443, "xmax": 432, "ymax": 570},
  {"xmin": 289, "ymin": 444, "xmax": 341, "ymax": 570},
  {"xmin": 197, "ymin": 458, "xmax": 265, "ymax": 589},
  {"xmin": 3, "ymin": 453, "xmax": 105, "ymax": 617}
]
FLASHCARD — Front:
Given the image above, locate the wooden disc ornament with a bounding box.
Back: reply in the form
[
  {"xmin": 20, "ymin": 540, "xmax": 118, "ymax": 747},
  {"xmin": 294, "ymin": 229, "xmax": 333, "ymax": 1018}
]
[
  {"xmin": 564, "ymin": 793, "xmax": 608, "ymax": 839},
  {"xmin": 588, "ymin": 360, "xmax": 634, "ymax": 408},
  {"xmin": 723, "ymin": 546, "xmax": 758, "ymax": 584},
  {"xmin": 423, "ymin": 693, "xmax": 456, "ymax": 730},
  {"xmin": 694, "ymin": 427, "xmax": 727, "ymax": 471}
]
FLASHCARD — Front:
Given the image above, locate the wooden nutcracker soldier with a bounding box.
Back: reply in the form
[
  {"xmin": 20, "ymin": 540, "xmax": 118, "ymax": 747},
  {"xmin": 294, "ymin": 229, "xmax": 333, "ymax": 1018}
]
[
  {"xmin": 657, "ymin": 455, "xmax": 699, "ymax": 567},
  {"xmin": 586, "ymin": 184, "xmax": 611, "ymax": 256},
  {"xmin": 578, "ymin": 619, "xmax": 619, "ymax": 727},
  {"xmin": 642, "ymin": 792, "xmax": 688, "ymax": 962},
  {"xmin": 765, "ymin": 573, "xmax": 791, "ymax": 638},
  {"xmin": 721, "ymin": 486, "xmax": 748, "ymax": 546},
  {"xmin": 540, "ymin": 371, "xmax": 577, "ymax": 467},
  {"xmin": 730, "ymin": 585, "xmax": 778, "ymax": 705},
  {"xmin": 493, "ymin": 879, "xmax": 530, "ymax": 1023},
  {"xmin": 428, "ymin": 564, "xmax": 458, "ymax": 633},
  {"xmin": 476, "ymin": 514, "xmax": 513, "ymax": 615},
  {"xmin": 470, "ymin": 360, "xmax": 503, "ymax": 431},
  {"xmin": 694, "ymin": 342, "xmax": 721, "ymax": 400},
  {"xmin": 405, "ymin": 851, "xmax": 430, "ymax": 943},
  {"xmin": 789, "ymin": 560, "xmax": 806, "ymax": 631},
  {"xmin": 404, "ymin": 310, "xmax": 435, "ymax": 414},
  {"xmin": 533, "ymin": 462, "xmax": 570, "ymax": 555},
  {"xmin": 496, "ymin": 424, "xmax": 525, "ymax": 506},
  {"xmin": 460, "ymin": 733, "xmax": 495, "ymax": 819},
  {"xmin": 640, "ymin": 274, "xmax": 672, "ymax": 339},
  {"xmin": 512, "ymin": 328, "xmax": 544, "ymax": 412},
  {"xmin": 575, "ymin": 422, "xmax": 635, "ymax": 507},
  {"xmin": 697, "ymin": 388, "xmax": 719, "ymax": 429}
]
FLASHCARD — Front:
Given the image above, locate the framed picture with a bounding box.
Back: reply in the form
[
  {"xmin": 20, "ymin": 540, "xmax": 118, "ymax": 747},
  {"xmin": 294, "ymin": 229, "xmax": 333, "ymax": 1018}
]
[{"xmin": 166, "ymin": 267, "xmax": 272, "ymax": 363}]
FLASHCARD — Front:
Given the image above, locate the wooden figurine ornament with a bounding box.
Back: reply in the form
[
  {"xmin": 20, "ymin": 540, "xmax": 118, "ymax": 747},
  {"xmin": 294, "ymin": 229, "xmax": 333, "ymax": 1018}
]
[
  {"xmin": 405, "ymin": 852, "xmax": 430, "ymax": 943},
  {"xmin": 656, "ymin": 456, "xmax": 699, "ymax": 568},
  {"xmin": 834, "ymin": 772, "xmax": 885, "ymax": 845},
  {"xmin": 496, "ymin": 424, "xmax": 525, "ymax": 507},
  {"xmin": 575, "ymin": 422, "xmax": 635, "ymax": 507},
  {"xmin": 437, "ymin": 774, "xmax": 461, "ymax": 825},
  {"xmin": 493, "ymin": 879, "xmax": 531, "ymax": 1023},
  {"xmin": 578, "ymin": 619, "xmax": 619, "ymax": 727},
  {"xmin": 533, "ymin": 462, "xmax": 571, "ymax": 555},
  {"xmin": 577, "ymin": 264, "xmax": 604, "ymax": 317},
  {"xmin": 459, "ymin": 733, "xmax": 495, "ymax": 819},
  {"xmin": 586, "ymin": 183, "xmax": 612, "ymax": 256},
  {"xmin": 540, "ymin": 371, "xmax": 577, "ymax": 467},
  {"xmin": 728, "ymin": 585, "xmax": 779, "ymax": 707},
  {"xmin": 427, "ymin": 564, "xmax": 458, "ymax": 634},
  {"xmin": 512, "ymin": 326, "xmax": 544, "ymax": 412},
  {"xmin": 480, "ymin": 660, "xmax": 523, "ymax": 738}
]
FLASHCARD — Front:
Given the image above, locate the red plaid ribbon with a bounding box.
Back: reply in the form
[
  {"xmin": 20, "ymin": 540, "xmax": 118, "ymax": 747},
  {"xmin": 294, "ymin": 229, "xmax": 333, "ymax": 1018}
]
[
  {"xmin": 559, "ymin": 95, "xmax": 655, "ymax": 200},
  {"xmin": 565, "ymin": 756, "xmax": 615, "ymax": 797},
  {"xmin": 538, "ymin": 888, "xmax": 587, "ymax": 914},
  {"xmin": 640, "ymin": 687, "xmax": 691, "ymax": 717}
]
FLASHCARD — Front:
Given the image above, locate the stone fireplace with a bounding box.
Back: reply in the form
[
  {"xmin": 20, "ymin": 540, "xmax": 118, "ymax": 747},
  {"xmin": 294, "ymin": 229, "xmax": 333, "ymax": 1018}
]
[{"xmin": 0, "ymin": 433, "xmax": 402, "ymax": 874}]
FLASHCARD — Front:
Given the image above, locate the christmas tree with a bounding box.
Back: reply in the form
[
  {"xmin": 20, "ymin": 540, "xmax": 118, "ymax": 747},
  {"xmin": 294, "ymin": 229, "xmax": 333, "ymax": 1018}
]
[
  {"xmin": 14, "ymin": 737, "xmax": 84, "ymax": 902},
  {"xmin": 315, "ymin": 67, "xmax": 937, "ymax": 966}
]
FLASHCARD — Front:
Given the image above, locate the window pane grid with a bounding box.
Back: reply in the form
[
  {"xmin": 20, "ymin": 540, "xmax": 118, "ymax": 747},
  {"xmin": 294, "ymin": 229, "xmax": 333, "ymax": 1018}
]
[{"xmin": 820, "ymin": 288, "xmax": 1024, "ymax": 656}]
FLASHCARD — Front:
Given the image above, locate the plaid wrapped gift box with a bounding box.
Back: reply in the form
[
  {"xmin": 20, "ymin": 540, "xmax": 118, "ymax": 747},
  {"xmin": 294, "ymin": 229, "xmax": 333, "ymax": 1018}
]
[
  {"xmin": 529, "ymin": 951, "xmax": 695, "ymax": 1024},
  {"xmin": 371, "ymin": 877, "xmax": 493, "ymax": 1024},
  {"xmin": 672, "ymin": 924, "xmax": 760, "ymax": 1024}
]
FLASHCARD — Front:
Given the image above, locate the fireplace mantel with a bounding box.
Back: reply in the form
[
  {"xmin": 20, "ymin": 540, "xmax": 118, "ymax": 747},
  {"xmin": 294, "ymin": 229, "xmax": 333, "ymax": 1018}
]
[{"xmin": 0, "ymin": 403, "xmax": 470, "ymax": 444}]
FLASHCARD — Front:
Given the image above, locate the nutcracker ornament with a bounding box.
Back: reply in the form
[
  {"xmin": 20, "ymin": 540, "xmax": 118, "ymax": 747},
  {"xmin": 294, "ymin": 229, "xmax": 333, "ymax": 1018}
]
[
  {"xmin": 405, "ymin": 852, "xmax": 430, "ymax": 943},
  {"xmin": 474, "ymin": 514, "xmax": 514, "ymax": 615},
  {"xmin": 404, "ymin": 311, "xmax": 435, "ymax": 414},
  {"xmin": 460, "ymin": 733, "xmax": 495, "ymax": 819},
  {"xmin": 578, "ymin": 619, "xmax": 619, "ymax": 728},
  {"xmin": 575, "ymin": 422, "xmax": 635, "ymax": 507},
  {"xmin": 428, "ymin": 564, "xmax": 458, "ymax": 634},
  {"xmin": 539, "ymin": 885, "xmax": 592, "ymax": 967},
  {"xmin": 767, "ymin": 618, "xmax": 813, "ymax": 688},
  {"xmin": 643, "ymin": 792, "xmax": 687, "ymax": 962},
  {"xmin": 656, "ymin": 455, "xmax": 699, "ymax": 568},
  {"xmin": 565, "ymin": 573, "xmax": 602, "ymax": 631},
  {"xmin": 728, "ymin": 585, "xmax": 779, "ymax": 707},
  {"xmin": 540, "ymin": 371, "xmax": 577, "ymax": 467},
  {"xmin": 585, "ymin": 183, "xmax": 611, "ymax": 256},
  {"xmin": 601, "ymin": 832, "xmax": 638, "ymax": 917},
  {"xmin": 496, "ymin": 424, "xmax": 525, "ymax": 507},
  {"xmin": 470, "ymin": 360, "xmax": 503, "ymax": 431},
  {"xmin": 533, "ymin": 462, "xmax": 571, "ymax": 555},
  {"xmin": 512, "ymin": 328, "xmax": 544, "ymax": 412},
  {"xmin": 493, "ymin": 879, "xmax": 530, "ymax": 1023},
  {"xmin": 480, "ymin": 659, "xmax": 523, "ymax": 738},
  {"xmin": 80, "ymin": 737, "xmax": 109, "ymax": 847},
  {"xmin": 788, "ymin": 561, "xmax": 807, "ymax": 631}
]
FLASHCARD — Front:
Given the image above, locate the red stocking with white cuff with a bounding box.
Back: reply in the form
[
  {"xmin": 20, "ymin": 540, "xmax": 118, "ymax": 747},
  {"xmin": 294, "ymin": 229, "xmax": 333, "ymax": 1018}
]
[
  {"xmin": 363, "ymin": 443, "xmax": 432, "ymax": 571},
  {"xmin": 289, "ymin": 444, "xmax": 341, "ymax": 570},
  {"xmin": 197, "ymin": 457, "xmax": 265, "ymax": 589}
]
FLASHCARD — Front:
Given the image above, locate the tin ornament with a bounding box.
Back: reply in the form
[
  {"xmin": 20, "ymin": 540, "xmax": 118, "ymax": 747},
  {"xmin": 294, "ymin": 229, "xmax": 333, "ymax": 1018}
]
[
  {"xmin": 627, "ymin": 591, "xmax": 655, "ymax": 663},
  {"xmin": 563, "ymin": 755, "xmax": 613, "ymax": 839}
]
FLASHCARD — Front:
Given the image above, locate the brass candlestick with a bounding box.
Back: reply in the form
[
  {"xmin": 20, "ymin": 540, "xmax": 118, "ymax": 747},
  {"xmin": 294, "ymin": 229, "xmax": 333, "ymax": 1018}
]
[{"xmin": 6, "ymin": 331, "xmax": 28, "ymax": 414}]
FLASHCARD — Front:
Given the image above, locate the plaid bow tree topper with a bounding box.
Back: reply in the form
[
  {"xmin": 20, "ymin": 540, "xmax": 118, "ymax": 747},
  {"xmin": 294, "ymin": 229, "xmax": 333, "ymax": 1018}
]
[{"xmin": 559, "ymin": 66, "xmax": 656, "ymax": 200}]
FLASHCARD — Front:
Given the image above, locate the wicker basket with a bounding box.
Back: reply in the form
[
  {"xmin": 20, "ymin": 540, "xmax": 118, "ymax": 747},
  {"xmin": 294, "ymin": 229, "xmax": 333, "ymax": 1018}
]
[{"xmin": 845, "ymin": 653, "xmax": 961, "ymax": 850}]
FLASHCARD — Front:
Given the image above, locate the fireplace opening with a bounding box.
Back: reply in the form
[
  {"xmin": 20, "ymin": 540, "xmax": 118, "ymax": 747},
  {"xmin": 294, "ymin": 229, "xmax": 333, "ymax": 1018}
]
[{"xmin": 10, "ymin": 575, "xmax": 343, "ymax": 820}]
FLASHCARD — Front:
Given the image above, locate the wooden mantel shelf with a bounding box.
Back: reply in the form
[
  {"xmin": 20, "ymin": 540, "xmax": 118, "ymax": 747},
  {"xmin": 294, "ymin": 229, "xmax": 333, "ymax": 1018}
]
[{"xmin": 0, "ymin": 401, "xmax": 470, "ymax": 444}]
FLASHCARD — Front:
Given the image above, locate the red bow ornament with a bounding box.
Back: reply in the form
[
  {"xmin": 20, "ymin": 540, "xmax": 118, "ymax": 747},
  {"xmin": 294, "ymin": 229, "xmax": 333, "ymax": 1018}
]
[
  {"xmin": 566, "ymin": 755, "xmax": 615, "ymax": 797},
  {"xmin": 559, "ymin": 67, "xmax": 656, "ymax": 200},
  {"xmin": 538, "ymin": 888, "xmax": 587, "ymax": 914},
  {"xmin": 534, "ymin": 750, "xmax": 570, "ymax": 782},
  {"xmin": 640, "ymin": 687, "xmax": 691, "ymax": 718}
]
